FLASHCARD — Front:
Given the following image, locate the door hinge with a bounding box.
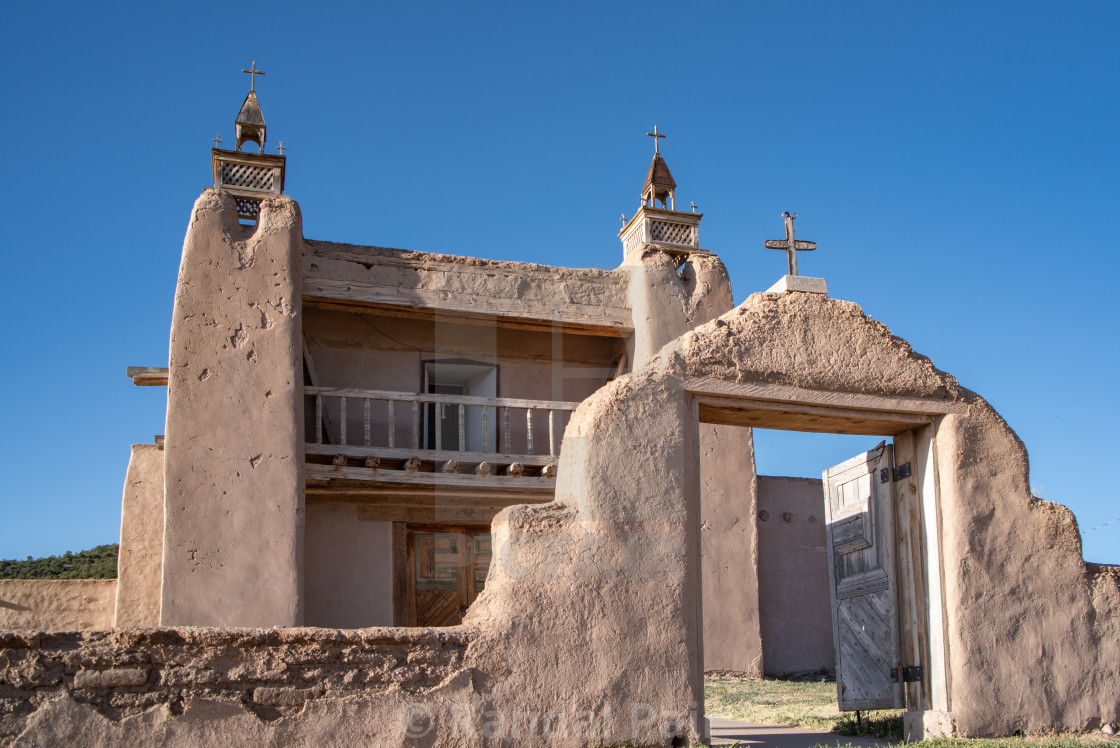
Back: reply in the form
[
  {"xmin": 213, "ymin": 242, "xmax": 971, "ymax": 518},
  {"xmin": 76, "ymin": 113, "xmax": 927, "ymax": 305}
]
[
  {"xmin": 893, "ymin": 462, "xmax": 912, "ymax": 481},
  {"xmin": 889, "ymin": 665, "xmax": 922, "ymax": 683},
  {"xmin": 880, "ymin": 467, "xmax": 890, "ymax": 484}
]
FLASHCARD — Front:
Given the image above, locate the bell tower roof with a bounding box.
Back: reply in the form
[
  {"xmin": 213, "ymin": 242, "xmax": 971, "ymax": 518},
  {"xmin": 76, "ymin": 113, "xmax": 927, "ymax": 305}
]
[
  {"xmin": 642, "ymin": 152, "xmax": 677, "ymax": 205},
  {"xmin": 236, "ymin": 90, "xmax": 266, "ymax": 128},
  {"xmin": 210, "ymin": 61, "xmax": 286, "ymax": 223}
]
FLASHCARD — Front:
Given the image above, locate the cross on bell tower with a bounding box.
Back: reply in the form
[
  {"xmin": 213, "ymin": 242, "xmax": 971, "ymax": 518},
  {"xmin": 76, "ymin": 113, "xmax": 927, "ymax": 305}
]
[
  {"xmin": 618, "ymin": 126, "xmax": 710, "ymax": 261},
  {"xmin": 210, "ymin": 62, "xmax": 287, "ymax": 222}
]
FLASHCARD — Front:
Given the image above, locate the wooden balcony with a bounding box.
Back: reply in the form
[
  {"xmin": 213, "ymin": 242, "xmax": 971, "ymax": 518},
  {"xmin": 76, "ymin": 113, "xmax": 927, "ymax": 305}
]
[{"xmin": 304, "ymin": 387, "xmax": 579, "ymax": 503}]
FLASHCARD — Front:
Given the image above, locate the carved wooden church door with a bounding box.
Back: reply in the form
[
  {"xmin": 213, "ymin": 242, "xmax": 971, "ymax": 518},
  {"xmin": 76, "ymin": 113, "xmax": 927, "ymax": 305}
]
[
  {"xmin": 405, "ymin": 526, "xmax": 492, "ymax": 627},
  {"xmin": 822, "ymin": 442, "xmax": 905, "ymax": 711}
]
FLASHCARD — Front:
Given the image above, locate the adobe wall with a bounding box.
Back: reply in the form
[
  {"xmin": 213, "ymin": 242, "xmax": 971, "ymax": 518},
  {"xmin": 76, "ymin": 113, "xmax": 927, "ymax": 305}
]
[
  {"xmin": 756, "ymin": 475, "xmax": 835, "ymax": 675},
  {"xmin": 0, "ymin": 581, "xmax": 116, "ymax": 632},
  {"xmin": 699, "ymin": 424, "xmax": 761, "ymax": 676},
  {"xmin": 161, "ymin": 191, "xmax": 306, "ymax": 627},
  {"xmin": 0, "ymin": 627, "xmax": 471, "ymax": 744},
  {"xmin": 114, "ymin": 444, "xmax": 164, "ymax": 627},
  {"xmin": 658, "ymin": 291, "xmax": 1120, "ymax": 736},
  {"xmin": 303, "ymin": 505, "xmax": 394, "ymax": 628},
  {"xmin": 303, "ymin": 240, "xmax": 633, "ymax": 334},
  {"xmin": 621, "ymin": 247, "xmax": 732, "ymax": 370}
]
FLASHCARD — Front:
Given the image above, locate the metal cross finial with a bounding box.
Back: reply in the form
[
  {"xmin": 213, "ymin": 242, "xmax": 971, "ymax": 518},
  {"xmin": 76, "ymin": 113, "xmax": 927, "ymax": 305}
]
[
  {"xmin": 242, "ymin": 61, "xmax": 266, "ymax": 92},
  {"xmin": 212, "ymin": 134, "xmax": 223, "ymax": 147},
  {"xmin": 646, "ymin": 125, "xmax": 666, "ymax": 154},
  {"xmin": 277, "ymin": 141, "xmax": 286, "ymax": 155},
  {"xmin": 763, "ymin": 212, "xmax": 818, "ymax": 276},
  {"xmin": 620, "ymin": 213, "xmax": 627, "ymax": 224},
  {"xmin": 690, "ymin": 201, "xmax": 697, "ymax": 213}
]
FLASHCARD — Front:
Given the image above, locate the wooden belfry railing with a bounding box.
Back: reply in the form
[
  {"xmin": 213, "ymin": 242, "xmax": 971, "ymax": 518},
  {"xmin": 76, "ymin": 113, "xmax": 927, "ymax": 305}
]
[{"xmin": 304, "ymin": 387, "xmax": 578, "ymax": 460}]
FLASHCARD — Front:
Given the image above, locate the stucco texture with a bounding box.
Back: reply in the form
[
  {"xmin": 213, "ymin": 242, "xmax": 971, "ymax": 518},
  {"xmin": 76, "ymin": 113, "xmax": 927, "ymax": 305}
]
[
  {"xmin": 114, "ymin": 444, "xmax": 165, "ymax": 627},
  {"xmin": 0, "ymin": 581, "xmax": 116, "ymax": 631},
  {"xmin": 162, "ymin": 191, "xmax": 305, "ymax": 627}
]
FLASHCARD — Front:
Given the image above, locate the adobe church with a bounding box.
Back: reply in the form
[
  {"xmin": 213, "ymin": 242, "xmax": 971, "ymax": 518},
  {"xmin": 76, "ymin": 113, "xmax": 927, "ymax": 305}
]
[{"xmin": 1, "ymin": 69, "xmax": 1117, "ymax": 745}]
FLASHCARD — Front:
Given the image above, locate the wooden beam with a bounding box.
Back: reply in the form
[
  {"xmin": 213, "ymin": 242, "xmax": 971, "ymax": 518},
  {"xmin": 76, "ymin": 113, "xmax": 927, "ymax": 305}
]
[
  {"xmin": 303, "ymin": 387, "xmax": 579, "ymax": 411},
  {"xmin": 305, "ymin": 444, "xmax": 559, "ymax": 467},
  {"xmin": 697, "ymin": 401, "xmax": 930, "ymax": 436},
  {"xmin": 305, "ymin": 463, "xmax": 556, "ymax": 495},
  {"xmin": 126, "ymin": 367, "xmax": 169, "ymax": 387},
  {"xmin": 303, "ymin": 297, "xmax": 630, "ymax": 338},
  {"xmin": 686, "ymin": 378, "xmax": 967, "ymax": 416}
]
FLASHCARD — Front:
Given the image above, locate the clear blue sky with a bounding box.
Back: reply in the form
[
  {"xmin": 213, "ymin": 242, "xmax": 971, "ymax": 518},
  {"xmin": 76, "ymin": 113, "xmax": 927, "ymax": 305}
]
[{"xmin": 1, "ymin": 1, "xmax": 1117, "ymax": 564}]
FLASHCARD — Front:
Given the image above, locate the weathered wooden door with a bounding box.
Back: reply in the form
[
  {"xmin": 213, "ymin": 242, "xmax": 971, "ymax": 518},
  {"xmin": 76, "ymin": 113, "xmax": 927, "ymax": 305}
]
[
  {"xmin": 822, "ymin": 442, "xmax": 904, "ymax": 711},
  {"xmin": 405, "ymin": 526, "xmax": 492, "ymax": 627}
]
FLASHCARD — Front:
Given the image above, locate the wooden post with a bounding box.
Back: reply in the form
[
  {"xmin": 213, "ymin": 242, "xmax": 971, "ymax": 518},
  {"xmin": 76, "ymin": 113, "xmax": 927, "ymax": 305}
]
[
  {"xmin": 411, "ymin": 400, "xmax": 419, "ymax": 450},
  {"xmin": 388, "ymin": 400, "xmax": 396, "ymax": 449},
  {"xmin": 458, "ymin": 405, "xmax": 466, "ymax": 452},
  {"xmin": 893, "ymin": 430, "xmax": 929, "ymax": 710},
  {"xmin": 481, "ymin": 406, "xmax": 488, "ymax": 453},
  {"xmin": 339, "ymin": 396, "xmax": 347, "ymax": 446},
  {"xmin": 315, "ymin": 395, "xmax": 323, "ymax": 445},
  {"xmin": 503, "ymin": 407, "xmax": 511, "ymax": 453},
  {"xmin": 526, "ymin": 409, "xmax": 534, "ymax": 455},
  {"xmin": 363, "ymin": 399, "xmax": 371, "ymax": 447},
  {"xmin": 548, "ymin": 409, "xmax": 556, "ymax": 456},
  {"xmin": 434, "ymin": 402, "xmax": 442, "ymax": 451}
]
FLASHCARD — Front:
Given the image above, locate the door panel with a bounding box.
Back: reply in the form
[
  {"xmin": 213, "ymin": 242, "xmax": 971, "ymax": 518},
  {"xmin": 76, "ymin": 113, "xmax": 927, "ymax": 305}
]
[
  {"xmin": 406, "ymin": 526, "xmax": 492, "ymax": 627},
  {"xmin": 823, "ymin": 442, "xmax": 904, "ymax": 711}
]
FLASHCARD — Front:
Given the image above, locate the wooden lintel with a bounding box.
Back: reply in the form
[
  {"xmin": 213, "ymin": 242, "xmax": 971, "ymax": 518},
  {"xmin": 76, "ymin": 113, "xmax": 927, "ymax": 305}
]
[
  {"xmin": 698, "ymin": 401, "xmax": 930, "ymax": 436},
  {"xmin": 686, "ymin": 378, "xmax": 967, "ymax": 416}
]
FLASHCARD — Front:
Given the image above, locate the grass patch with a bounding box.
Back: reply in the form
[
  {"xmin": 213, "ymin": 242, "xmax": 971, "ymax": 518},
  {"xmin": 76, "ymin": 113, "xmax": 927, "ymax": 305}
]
[
  {"xmin": 704, "ymin": 675, "xmax": 1119, "ymax": 746},
  {"xmin": 704, "ymin": 673, "xmax": 902, "ymax": 738}
]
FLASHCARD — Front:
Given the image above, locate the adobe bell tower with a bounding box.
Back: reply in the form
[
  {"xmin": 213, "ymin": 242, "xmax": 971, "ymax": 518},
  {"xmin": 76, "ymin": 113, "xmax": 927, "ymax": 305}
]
[
  {"xmin": 618, "ymin": 126, "xmax": 709, "ymax": 260},
  {"xmin": 210, "ymin": 61, "xmax": 287, "ymax": 222}
]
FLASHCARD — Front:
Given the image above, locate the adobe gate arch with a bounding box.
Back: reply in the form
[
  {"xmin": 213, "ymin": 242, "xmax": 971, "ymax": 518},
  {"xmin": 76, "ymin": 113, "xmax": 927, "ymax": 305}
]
[{"xmin": 467, "ymin": 290, "xmax": 1119, "ymax": 743}]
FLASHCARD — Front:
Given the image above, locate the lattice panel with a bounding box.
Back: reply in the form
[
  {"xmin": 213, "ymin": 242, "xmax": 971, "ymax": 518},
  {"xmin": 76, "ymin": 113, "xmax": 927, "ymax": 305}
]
[
  {"xmin": 221, "ymin": 162, "xmax": 276, "ymax": 191},
  {"xmin": 234, "ymin": 197, "xmax": 261, "ymax": 219},
  {"xmin": 622, "ymin": 230, "xmax": 644, "ymax": 254},
  {"xmin": 649, "ymin": 220, "xmax": 696, "ymax": 246}
]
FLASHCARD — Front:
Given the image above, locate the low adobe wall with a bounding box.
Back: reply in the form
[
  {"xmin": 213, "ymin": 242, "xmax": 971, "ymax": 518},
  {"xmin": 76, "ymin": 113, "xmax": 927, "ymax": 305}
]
[
  {"xmin": 0, "ymin": 627, "xmax": 470, "ymax": 744},
  {"xmin": 0, "ymin": 581, "xmax": 116, "ymax": 632}
]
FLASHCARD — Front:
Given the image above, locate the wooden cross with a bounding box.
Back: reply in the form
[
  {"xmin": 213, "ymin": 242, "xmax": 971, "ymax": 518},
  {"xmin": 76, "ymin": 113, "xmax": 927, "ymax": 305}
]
[
  {"xmin": 277, "ymin": 141, "xmax": 286, "ymax": 155},
  {"xmin": 763, "ymin": 212, "xmax": 817, "ymax": 276},
  {"xmin": 646, "ymin": 125, "xmax": 666, "ymax": 154},
  {"xmin": 242, "ymin": 61, "xmax": 266, "ymax": 92},
  {"xmin": 212, "ymin": 134, "xmax": 223, "ymax": 146}
]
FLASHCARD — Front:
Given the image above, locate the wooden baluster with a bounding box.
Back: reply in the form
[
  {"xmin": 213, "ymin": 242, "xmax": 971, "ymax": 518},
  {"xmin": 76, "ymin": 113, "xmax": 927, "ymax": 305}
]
[
  {"xmin": 411, "ymin": 400, "xmax": 419, "ymax": 450},
  {"xmin": 339, "ymin": 396, "xmax": 347, "ymax": 446},
  {"xmin": 526, "ymin": 409, "xmax": 534, "ymax": 455},
  {"xmin": 549, "ymin": 409, "xmax": 556, "ymax": 456},
  {"xmin": 458, "ymin": 404, "xmax": 466, "ymax": 452},
  {"xmin": 503, "ymin": 407, "xmax": 511, "ymax": 453},
  {"xmin": 388, "ymin": 400, "xmax": 396, "ymax": 449},
  {"xmin": 315, "ymin": 395, "xmax": 323, "ymax": 445},
  {"xmin": 434, "ymin": 401, "xmax": 442, "ymax": 451},
  {"xmin": 481, "ymin": 406, "xmax": 488, "ymax": 453},
  {"xmin": 363, "ymin": 399, "xmax": 371, "ymax": 447}
]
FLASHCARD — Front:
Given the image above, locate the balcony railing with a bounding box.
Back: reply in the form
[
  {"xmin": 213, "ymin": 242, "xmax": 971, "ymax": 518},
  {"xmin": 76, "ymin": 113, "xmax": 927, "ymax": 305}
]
[{"xmin": 304, "ymin": 387, "xmax": 579, "ymax": 473}]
